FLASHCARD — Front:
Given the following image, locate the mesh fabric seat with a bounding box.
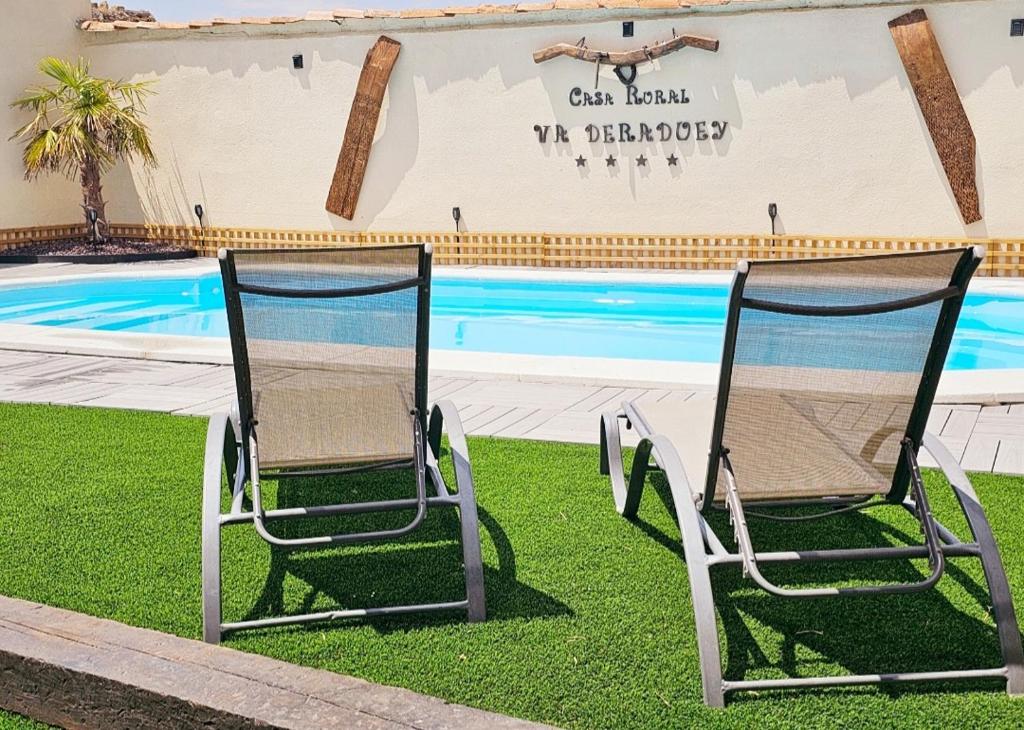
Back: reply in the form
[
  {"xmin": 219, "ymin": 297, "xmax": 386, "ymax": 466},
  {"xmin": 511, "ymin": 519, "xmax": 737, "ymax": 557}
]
[
  {"xmin": 715, "ymin": 250, "xmax": 966, "ymax": 502},
  {"xmin": 229, "ymin": 247, "xmax": 421, "ymax": 468}
]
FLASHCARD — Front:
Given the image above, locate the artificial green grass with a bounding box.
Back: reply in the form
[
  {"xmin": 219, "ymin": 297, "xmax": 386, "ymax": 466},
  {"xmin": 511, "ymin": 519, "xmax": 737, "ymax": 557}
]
[
  {"xmin": 0, "ymin": 712, "xmax": 49, "ymax": 730},
  {"xmin": 0, "ymin": 402, "xmax": 1023, "ymax": 728}
]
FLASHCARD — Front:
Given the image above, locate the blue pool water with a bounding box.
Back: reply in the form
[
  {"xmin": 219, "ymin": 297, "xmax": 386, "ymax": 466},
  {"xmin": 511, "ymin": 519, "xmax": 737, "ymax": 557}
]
[{"xmin": 1, "ymin": 273, "xmax": 1023, "ymax": 369}]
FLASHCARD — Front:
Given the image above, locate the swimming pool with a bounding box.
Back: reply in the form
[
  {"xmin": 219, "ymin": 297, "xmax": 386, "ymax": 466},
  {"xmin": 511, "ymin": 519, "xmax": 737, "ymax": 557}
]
[{"xmin": 1, "ymin": 272, "xmax": 1022, "ymax": 370}]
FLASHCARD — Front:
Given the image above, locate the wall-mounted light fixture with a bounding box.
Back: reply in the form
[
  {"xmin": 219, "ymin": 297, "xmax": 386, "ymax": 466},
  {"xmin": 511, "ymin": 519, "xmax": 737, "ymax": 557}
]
[
  {"xmin": 292, "ymin": 53, "xmax": 304, "ymax": 69},
  {"xmin": 84, "ymin": 206, "xmax": 100, "ymax": 242},
  {"xmin": 622, "ymin": 21, "xmax": 634, "ymax": 38},
  {"xmin": 194, "ymin": 204, "xmax": 206, "ymax": 250},
  {"xmin": 768, "ymin": 203, "xmax": 778, "ymax": 235},
  {"xmin": 452, "ymin": 206, "xmax": 462, "ymax": 254},
  {"xmin": 1012, "ymin": 19, "xmax": 1024, "ymax": 37}
]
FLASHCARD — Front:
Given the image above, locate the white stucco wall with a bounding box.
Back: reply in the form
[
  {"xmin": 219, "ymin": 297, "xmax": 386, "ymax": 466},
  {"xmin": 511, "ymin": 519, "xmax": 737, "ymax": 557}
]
[
  {"xmin": 68, "ymin": 1, "xmax": 1024, "ymax": 237},
  {"xmin": 1, "ymin": 0, "xmax": 91, "ymax": 228}
]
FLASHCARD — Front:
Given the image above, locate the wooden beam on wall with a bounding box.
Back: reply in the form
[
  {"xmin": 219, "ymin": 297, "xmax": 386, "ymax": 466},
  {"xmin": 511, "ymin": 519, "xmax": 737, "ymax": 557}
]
[
  {"xmin": 325, "ymin": 36, "xmax": 401, "ymax": 220},
  {"xmin": 532, "ymin": 34, "xmax": 719, "ymax": 65},
  {"xmin": 888, "ymin": 9, "xmax": 981, "ymax": 224}
]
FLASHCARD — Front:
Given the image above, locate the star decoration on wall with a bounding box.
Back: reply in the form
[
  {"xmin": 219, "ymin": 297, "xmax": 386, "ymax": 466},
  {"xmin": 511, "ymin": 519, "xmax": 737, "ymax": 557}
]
[
  {"xmin": 575, "ymin": 155, "xmax": 587, "ymax": 167},
  {"xmin": 605, "ymin": 155, "xmax": 616, "ymax": 167},
  {"xmin": 667, "ymin": 154, "xmax": 679, "ymax": 166},
  {"xmin": 636, "ymin": 154, "xmax": 648, "ymax": 167}
]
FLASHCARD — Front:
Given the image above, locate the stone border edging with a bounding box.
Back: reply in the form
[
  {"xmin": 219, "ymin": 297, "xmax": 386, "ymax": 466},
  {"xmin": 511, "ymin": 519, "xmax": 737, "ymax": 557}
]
[{"xmin": 0, "ymin": 595, "xmax": 554, "ymax": 730}]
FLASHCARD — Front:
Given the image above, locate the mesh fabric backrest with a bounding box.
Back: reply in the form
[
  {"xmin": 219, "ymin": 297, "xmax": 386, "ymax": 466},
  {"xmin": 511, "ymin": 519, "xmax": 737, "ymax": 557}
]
[
  {"xmin": 228, "ymin": 247, "xmax": 422, "ymax": 469},
  {"xmin": 716, "ymin": 249, "xmax": 969, "ymax": 501}
]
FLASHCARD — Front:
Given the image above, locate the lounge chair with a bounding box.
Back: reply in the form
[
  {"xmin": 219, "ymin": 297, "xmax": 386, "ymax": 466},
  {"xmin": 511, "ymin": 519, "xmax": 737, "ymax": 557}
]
[
  {"xmin": 599, "ymin": 247, "xmax": 1023, "ymax": 706},
  {"xmin": 201, "ymin": 244, "xmax": 485, "ymax": 643}
]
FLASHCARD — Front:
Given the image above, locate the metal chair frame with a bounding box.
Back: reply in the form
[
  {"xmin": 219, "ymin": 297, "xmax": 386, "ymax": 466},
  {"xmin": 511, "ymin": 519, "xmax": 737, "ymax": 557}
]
[
  {"xmin": 599, "ymin": 247, "xmax": 1023, "ymax": 706},
  {"xmin": 201, "ymin": 244, "xmax": 485, "ymax": 643}
]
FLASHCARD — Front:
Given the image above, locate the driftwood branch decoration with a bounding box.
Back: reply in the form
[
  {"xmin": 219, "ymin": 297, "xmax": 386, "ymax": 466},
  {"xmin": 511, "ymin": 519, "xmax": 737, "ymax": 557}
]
[
  {"xmin": 326, "ymin": 35, "xmax": 401, "ymax": 221},
  {"xmin": 532, "ymin": 34, "xmax": 719, "ymax": 66},
  {"xmin": 889, "ymin": 9, "xmax": 981, "ymax": 224},
  {"xmin": 533, "ymin": 33, "xmax": 718, "ymax": 89}
]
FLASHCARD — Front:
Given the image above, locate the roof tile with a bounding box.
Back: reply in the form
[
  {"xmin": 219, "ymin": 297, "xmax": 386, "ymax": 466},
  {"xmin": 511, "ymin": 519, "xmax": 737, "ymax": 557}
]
[
  {"xmin": 78, "ymin": 0, "xmax": 740, "ymax": 32},
  {"xmin": 400, "ymin": 7, "xmax": 447, "ymax": 16}
]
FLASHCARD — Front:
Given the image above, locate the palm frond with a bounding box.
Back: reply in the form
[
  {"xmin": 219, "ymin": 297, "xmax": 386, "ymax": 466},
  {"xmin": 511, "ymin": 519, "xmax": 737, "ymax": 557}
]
[
  {"xmin": 9, "ymin": 55, "xmax": 158, "ymax": 182},
  {"xmin": 38, "ymin": 57, "xmax": 85, "ymax": 92}
]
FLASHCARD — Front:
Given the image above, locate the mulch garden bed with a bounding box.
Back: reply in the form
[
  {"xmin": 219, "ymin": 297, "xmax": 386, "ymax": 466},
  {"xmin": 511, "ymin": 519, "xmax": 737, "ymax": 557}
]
[{"xmin": 0, "ymin": 238, "xmax": 196, "ymax": 264}]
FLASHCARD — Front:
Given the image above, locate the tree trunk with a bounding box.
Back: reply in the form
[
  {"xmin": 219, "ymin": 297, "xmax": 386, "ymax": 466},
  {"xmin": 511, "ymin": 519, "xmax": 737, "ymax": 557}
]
[{"xmin": 80, "ymin": 157, "xmax": 108, "ymax": 243}]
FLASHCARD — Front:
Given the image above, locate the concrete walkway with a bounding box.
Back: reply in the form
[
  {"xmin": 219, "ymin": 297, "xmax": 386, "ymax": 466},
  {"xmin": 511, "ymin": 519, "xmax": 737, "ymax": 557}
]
[{"xmin": 1, "ymin": 349, "xmax": 1022, "ymax": 475}]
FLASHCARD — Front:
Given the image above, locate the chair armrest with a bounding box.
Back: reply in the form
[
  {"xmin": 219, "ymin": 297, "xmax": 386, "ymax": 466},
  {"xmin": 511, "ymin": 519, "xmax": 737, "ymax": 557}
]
[
  {"xmin": 921, "ymin": 431, "xmax": 981, "ymax": 503},
  {"xmin": 428, "ymin": 400, "xmax": 476, "ymax": 499}
]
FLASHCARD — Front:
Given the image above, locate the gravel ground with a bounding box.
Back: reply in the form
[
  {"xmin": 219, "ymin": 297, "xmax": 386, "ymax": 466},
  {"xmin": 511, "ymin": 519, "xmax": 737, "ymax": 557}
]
[{"xmin": 10, "ymin": 239, "xmax": 192, "ymax": 256}]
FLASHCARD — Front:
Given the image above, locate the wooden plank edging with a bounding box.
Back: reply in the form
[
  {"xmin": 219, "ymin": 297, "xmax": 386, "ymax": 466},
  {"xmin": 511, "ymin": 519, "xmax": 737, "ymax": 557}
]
[{"xmin": 0, "ymin": 594, "xmax": 553, "ymax": 730}]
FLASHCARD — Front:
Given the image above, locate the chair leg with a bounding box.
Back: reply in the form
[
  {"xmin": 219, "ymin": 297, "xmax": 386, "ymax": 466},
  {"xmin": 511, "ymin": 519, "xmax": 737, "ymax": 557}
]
[
  {"xmin": 647, "ymin": 436, "xmax": 725, "ymax": 707},
  {"xmin": 458, "ymin": 485, "xmax": 487, "ymax": 622},
  {"xmin": 202, "ymin": 413, "xmax": 234, "ymax": 645},
  {"xmin": 603, "ymin": 424, "xmax": 725, "ymax": 706},
  {"xmin": 599, "ymin": 411, "xmax": 613, "ymax": 476},
  {"xmin": 681, "ymin": 507, "xmax": 726, "ymax": 708},
  {"xmin": 430, "ymin": 400, "xmax": 487, "ymax": 622},
  {"xmin": 601, "ymin": 410, "xmax": 648, "ymax": 518},
  {"xmin": 955, "ymin": 485, "xmax": 1024, "ymax": 695},
  {"xmin": 924, "ymin": 433, "xmax": 1024, "ymax": 696}
]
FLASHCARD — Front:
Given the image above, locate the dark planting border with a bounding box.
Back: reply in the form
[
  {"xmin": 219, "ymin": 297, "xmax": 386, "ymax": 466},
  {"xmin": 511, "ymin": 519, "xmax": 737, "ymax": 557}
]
[{"xmin": 0, "ymin": 249, "xmax": 197, "ymax": 265}]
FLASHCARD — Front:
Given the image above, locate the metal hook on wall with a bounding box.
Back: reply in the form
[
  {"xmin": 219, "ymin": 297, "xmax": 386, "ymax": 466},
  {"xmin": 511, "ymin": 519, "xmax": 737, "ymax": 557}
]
[{"xmin": 613, "ymin": 64, "xmax": 637, "ymax": 85}]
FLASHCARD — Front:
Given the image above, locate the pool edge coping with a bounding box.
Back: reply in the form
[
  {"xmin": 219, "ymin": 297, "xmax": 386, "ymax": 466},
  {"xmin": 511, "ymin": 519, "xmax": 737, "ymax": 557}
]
[
  {"xmin": 3, "ymin": 259, "xmax": 1024, "ymax": 290},
  {"xmin": 1, "ymin": 323, "xmax": 1021, "ymax": 405}
]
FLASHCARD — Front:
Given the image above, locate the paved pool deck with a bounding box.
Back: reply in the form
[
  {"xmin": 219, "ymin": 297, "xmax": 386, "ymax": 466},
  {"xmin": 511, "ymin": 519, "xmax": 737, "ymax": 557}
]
[
  {"xmin": 0, "ymin": 347, "xmax": 1022, "ymax": 475},
  {"xmin": 1, "ymin": 260, "xmax": 1023, "ymax": 475}
]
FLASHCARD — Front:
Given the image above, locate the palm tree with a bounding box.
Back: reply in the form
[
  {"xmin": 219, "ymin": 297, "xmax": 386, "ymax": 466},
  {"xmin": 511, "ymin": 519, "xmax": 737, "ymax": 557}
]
[{"xmin": 10, "ymin": 57, "xmax": 156, "ymax": 242}]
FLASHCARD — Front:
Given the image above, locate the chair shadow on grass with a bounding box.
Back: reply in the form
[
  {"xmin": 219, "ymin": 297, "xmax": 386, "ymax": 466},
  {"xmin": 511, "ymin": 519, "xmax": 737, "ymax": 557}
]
[
  {"xmin": 629, "ymin": 470, "xmax": 1016, "ymax": 700},
  {"xmin": 238, "ymin": 462, "xmax": 571, "ymax": 633}
]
